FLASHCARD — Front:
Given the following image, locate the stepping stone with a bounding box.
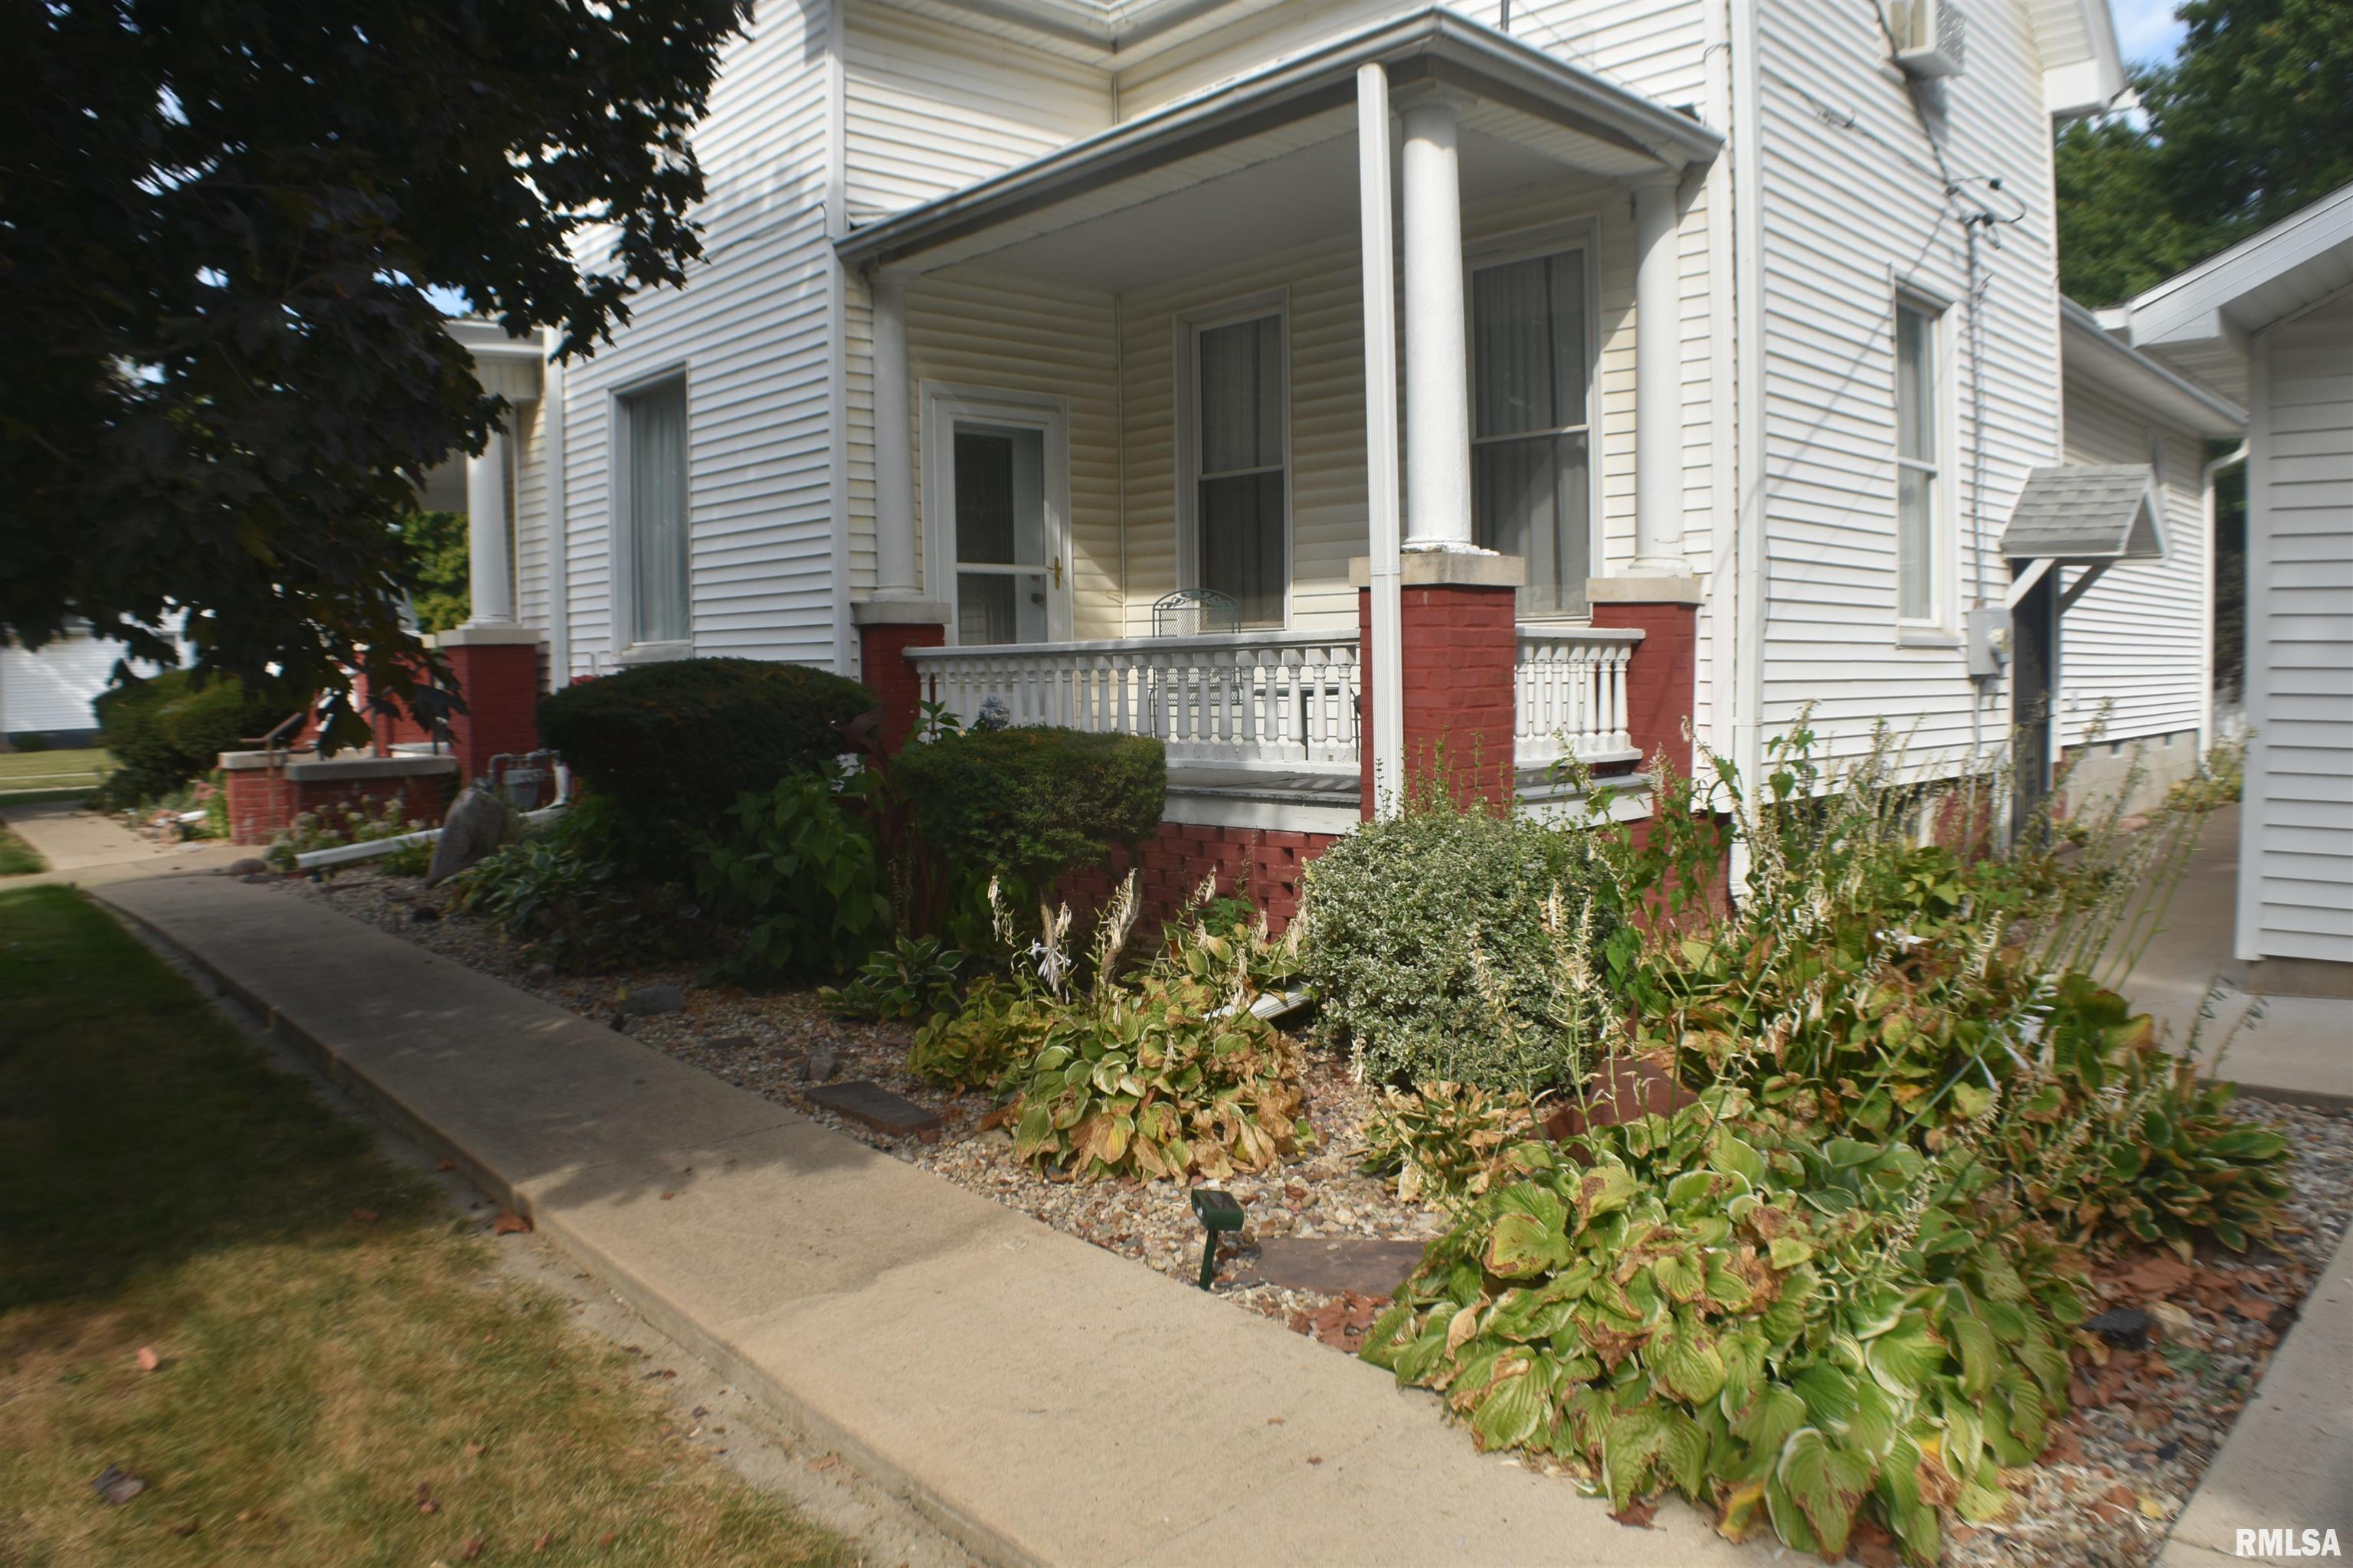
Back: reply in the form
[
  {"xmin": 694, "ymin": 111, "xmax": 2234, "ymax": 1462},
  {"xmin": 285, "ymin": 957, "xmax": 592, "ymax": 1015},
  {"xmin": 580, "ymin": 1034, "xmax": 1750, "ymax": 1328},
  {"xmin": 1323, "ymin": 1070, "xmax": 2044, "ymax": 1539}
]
[
  {"xmin": 807, "ymin": 1081, "xmax": 944, "ymax": 1139},
  {"xmin": 1245, "ymin": 1237, "xmax": 1428, "ymax": 1297}
]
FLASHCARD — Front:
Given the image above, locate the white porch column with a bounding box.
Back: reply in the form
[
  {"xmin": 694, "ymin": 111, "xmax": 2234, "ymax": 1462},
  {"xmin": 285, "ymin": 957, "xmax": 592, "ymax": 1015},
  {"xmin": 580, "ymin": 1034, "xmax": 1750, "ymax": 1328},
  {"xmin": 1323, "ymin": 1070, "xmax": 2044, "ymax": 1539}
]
[
  {"xmin": 1400, "ymin": 93, "xmax": 1475, "ymax": 552},
  {"xmin": 1631, "ymin": 175, "xmax": 1684, "ymax": 572},
  {"xmin": 870, "ymin": 272, "xmax": 922, "ymax": 601},
  {"xmin": 1357, "ymin": 62, "xmax": 1406, "ymax": 814},
  {"xmin": 463, "ymin": 429, "xmax": 515, "ymax": 626}
]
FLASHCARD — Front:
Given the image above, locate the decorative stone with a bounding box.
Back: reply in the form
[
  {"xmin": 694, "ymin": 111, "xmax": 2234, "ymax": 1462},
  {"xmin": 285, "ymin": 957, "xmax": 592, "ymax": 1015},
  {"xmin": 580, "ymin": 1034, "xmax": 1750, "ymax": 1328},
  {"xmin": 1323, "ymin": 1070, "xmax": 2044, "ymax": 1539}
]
[
  {"xmin": 807, "ymin": 1081, "xmax": 944, "ymax": 1139},
  {"xmin": 426, "ymin": 786, "xmax": 511, "ymax": 886},
  {"xmin": 802, "ymin": 1046, "xmax": 837, "ymax": 1083},
  {"xmin": 226, "ymin": 857, "xmax": 270, "ymax": 877},
  {"xmin": 617, "ymin": 984, "xmax": 685, "ymax": 1018},
  {"xmin": 2086, "ymin": 1306, "xmax": 2152, "ymax": 1349},
  {"xmin": 1245, "ymin": 1237, "xmax": 1428, "ymax": 1298}
]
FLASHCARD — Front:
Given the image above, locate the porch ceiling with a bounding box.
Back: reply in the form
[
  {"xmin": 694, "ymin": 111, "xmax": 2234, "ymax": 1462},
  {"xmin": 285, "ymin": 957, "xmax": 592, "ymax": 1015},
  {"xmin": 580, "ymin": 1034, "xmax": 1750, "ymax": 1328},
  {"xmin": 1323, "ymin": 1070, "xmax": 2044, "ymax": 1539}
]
[{"xmin": 836, "ymin": 5, "xmax": 1718, "ymax": 283}]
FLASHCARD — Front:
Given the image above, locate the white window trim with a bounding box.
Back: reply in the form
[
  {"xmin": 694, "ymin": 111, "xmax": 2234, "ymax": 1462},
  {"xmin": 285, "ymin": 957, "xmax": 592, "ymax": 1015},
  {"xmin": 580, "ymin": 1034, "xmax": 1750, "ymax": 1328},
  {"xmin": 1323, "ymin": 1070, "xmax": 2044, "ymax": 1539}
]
[
  {"xmin": 1892, "ymin": 284, "xmax": 1955, "ymax": 637},
  {"xmin": 1173, "ymin": 289, "xmax": 1293, "ymax": 630},
  {"xmin": 1463, "ymin": 215, "xmax": 1604, "ymax": 622},
  {"xmin": 919, "ymin": 381, "xmax": 1073, "ymax": 648},
  {"xmin": 609, "ymin": 365, "xmax": 693, "ymax": 664}
]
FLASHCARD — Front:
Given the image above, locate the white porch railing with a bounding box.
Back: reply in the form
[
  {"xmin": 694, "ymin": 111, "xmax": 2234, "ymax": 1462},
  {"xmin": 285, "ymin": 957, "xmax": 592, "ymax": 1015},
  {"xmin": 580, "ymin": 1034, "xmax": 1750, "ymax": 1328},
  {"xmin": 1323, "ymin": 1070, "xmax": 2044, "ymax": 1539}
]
[
  {"xmin": 905, "ymin": 631, "xmax": 1361, "ymax": 770},
  {"xmin": 1514, "ymin": 625, "xmax": 1645, "ymax": 769}
]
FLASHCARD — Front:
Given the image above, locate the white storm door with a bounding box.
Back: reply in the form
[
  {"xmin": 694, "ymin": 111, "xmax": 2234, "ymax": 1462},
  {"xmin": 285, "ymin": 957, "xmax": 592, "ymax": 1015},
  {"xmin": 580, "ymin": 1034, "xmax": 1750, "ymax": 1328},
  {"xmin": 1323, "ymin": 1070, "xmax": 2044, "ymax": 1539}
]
[{"xmin": 925, "ymin": 388, "xmax": 1072, "ymax": 647}]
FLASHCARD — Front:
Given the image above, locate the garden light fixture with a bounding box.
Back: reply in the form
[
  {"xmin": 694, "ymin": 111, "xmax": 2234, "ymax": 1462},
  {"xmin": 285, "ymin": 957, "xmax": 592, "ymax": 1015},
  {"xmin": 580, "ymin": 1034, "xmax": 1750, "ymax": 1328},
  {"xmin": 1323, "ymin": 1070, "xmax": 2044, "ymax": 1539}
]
[{"xmin": 1189, "ymin": 1187, "xmax": 1245, "ymax": 1290}]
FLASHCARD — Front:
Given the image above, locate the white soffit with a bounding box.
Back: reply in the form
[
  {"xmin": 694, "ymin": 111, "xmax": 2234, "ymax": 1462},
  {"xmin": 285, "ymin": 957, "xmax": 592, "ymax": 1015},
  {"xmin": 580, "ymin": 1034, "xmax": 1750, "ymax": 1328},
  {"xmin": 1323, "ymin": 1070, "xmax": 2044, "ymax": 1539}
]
[
  {"xmin": 2001, "ymin": 464, "xmax": 2166, "ymax": 563},
  {"xmin": 2023, "ymin": 0, "xmax": 2126, "ymax": 118}
]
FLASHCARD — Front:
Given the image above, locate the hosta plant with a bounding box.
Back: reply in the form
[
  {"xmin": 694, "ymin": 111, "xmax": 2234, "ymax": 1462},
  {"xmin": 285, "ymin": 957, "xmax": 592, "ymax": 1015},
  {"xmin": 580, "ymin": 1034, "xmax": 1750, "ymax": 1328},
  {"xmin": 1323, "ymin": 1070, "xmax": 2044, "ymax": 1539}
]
[
  {"xmin": 1358, "ymin": 1082, "xmax": 1536, "ymax": 1206},
  {"xmin": 913, "ymin": 872, "xmax": 1313, "ymax": 1182},
  {"xmin": 820, "ymin": 936, "xmax": 965, "ymax": 1023},
  {"xmin": 1362, "ymin": 1089, "xmax": 2086, "ymax": 1564}
]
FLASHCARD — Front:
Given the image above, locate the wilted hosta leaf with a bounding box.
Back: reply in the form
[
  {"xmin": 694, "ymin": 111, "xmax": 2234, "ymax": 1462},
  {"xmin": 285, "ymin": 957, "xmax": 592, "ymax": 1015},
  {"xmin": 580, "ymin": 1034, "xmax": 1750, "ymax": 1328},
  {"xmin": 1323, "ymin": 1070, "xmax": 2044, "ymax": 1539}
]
[
  {"xmin": 1647, "ymin": 1315, "xmax": 1726, "ymax": 1404},
  {"xmin": 1468, "ymin": 1360, "xmax": 1548, "ymax": 1452},
  {"xmin": 1864, "ymin": 1313, "xmax": 1945, "ymax": 1399},
  {"xmin": 1947, "ymin": 1311, "xmax": 1998, "ymax": 1396},
  {"xmin": 1484, "ymin": 1211, "xmax": 1572, "ymax": 1279},
  {"xmin": 1775, "ymin": 1429, "xmax": 1874, "ymax": 1558},
  {"xmin": 1651, "ymin": 1251, "xmax": 1705, "ymax": 1303}
]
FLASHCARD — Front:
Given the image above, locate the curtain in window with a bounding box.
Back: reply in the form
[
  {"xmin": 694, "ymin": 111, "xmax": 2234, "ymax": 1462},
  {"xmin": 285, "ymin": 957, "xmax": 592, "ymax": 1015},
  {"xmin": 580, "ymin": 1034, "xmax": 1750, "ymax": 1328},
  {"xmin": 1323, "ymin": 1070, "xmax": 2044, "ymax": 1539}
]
[
  {"xmin": 1472, "ymin": 251, "xmax": 1589, "ymax": 617},
  {"xmin": 1196, "ymin": 315, "xmax": 1285, "ymax": 627},
  {"xmin": 624, "ymin": 380, "xmax": 690, "ymax": 645}
]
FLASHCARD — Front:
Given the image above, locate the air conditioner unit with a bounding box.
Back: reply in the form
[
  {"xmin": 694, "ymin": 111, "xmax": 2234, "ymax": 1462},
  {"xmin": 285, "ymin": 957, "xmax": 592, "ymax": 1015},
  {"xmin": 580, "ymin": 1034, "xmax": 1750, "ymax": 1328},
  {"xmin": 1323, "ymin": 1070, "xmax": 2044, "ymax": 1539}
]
[{"xmin": 1887, "ymin": 0, "xmax": 1966, "ymax": 78}]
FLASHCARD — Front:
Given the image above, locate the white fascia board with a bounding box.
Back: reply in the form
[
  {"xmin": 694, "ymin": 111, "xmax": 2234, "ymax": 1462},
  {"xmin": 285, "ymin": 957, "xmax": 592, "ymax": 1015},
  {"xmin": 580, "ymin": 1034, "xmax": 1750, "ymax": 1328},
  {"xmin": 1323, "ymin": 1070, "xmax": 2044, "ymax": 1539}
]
[
  {"xmin": 2129, "ymin": 181, "xmax": 2353, "ymax": 342},
  {"xmin": 2044, "ymin": 57, "xmax": 2120, "ymax": 120}
]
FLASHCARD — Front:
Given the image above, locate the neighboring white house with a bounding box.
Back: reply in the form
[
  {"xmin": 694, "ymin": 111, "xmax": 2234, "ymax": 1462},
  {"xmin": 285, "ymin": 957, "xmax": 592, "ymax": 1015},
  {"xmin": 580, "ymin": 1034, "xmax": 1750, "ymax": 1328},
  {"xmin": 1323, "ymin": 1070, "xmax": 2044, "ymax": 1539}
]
[
  {"xmin": 445, "ymin": 0, "xmax": 2224, "ymax": 843},
  {"xmin": 2107, "ymin": 185, "xmax": 2353, "ymax": 974},
  {"xmin": 2052, "ymin": 296, "xmax": 2247, "ymax": 810},
  {"xmin": 0, "ymin": 626, "xmax": 187, "ymax": 745}
]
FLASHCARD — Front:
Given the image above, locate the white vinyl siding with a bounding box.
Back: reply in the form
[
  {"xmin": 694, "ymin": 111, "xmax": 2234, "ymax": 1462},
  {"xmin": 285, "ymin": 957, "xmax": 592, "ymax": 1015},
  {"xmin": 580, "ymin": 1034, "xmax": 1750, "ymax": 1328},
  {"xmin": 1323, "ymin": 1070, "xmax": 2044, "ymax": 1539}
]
[
  {"xmin": 0, "ymin": 630, "xmax": 169, "ymax": 735},
  {"xmin": 555, "ymin": 2, "xmax": 842, "ymax": 675},
  {"xmin": 1751, "ymin": 0, "xmax": 2061, "ymax": 764},
  {"xmin": 2056, "ymin": 381, "xmax": 2207, "ymax": 749},
  {"xmin": 844, "ymin": 5, "xmax": 1111, "ymax": 218},
  {"xmin": 2243, "ymin": 288, "xmax": 2353, "ymax": 964}
]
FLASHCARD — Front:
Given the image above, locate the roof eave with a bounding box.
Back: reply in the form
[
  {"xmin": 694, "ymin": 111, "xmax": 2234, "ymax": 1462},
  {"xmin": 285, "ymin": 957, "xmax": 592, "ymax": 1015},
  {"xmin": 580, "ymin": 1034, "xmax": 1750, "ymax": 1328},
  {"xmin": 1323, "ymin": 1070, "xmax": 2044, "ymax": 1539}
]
[
  {"xmin": 835, "ymin": 5, "xmax": 1721, "ymax": 272},
  {"xmin": 2060, "ymin": 296, "xmax": 2247, "ymax": 437}
]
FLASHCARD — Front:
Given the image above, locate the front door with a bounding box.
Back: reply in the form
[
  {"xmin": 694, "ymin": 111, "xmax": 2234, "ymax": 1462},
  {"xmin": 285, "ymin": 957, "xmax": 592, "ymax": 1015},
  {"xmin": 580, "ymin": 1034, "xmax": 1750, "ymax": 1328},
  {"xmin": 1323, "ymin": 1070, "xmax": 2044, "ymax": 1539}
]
[{"xmin": 928, "ymin": 388, "xmax": 1072, "ymax": 648}]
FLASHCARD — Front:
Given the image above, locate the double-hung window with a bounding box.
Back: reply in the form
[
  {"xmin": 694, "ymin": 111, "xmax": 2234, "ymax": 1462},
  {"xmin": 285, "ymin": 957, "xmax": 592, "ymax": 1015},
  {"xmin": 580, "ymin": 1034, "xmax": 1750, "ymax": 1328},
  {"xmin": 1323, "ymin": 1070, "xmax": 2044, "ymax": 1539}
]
[
  {"xmin": 620, "ymin": 376, "xmax": 691, "ymax": 649},
  {"xmin": 1190, "ymin": 311, "xmax": 1287, "ymax": 628},
  {"xmin": 1893, "ymin": 299, "xmax": 1941, "ymax": 624},
  {"xmin": 1471, "ymin": 247, "xmax": 1592, "ymax": 617}
]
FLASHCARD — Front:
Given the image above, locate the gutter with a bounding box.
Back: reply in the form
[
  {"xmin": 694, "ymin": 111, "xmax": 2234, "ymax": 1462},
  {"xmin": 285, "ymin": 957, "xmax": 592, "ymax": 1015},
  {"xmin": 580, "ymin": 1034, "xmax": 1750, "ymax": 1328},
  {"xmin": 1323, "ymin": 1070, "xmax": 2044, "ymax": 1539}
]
[
  {"xmin": 2060, "ymin": 297, "xmax": 2247, "ymax": 437},
  {"xmin": 835, "ymin": 6, "xmax": 1722, "ymax": 273}
]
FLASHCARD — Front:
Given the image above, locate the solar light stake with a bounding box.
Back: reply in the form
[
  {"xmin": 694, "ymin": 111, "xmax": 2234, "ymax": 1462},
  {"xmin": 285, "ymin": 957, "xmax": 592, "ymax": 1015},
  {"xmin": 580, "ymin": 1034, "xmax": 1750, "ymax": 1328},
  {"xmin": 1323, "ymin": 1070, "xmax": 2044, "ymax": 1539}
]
[{"xmin": 1190, "ymin": 1187, "xmax": 1245, "ymax": 1291}]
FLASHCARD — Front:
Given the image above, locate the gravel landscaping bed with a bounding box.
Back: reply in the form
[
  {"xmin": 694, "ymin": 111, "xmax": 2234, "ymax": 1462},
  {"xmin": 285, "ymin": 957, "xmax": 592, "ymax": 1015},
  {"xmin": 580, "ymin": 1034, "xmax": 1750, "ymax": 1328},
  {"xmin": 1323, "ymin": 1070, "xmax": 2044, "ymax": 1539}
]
[{"xmin": 273, "ymin": 867, "xmax": 2353, "ymax": 1568}]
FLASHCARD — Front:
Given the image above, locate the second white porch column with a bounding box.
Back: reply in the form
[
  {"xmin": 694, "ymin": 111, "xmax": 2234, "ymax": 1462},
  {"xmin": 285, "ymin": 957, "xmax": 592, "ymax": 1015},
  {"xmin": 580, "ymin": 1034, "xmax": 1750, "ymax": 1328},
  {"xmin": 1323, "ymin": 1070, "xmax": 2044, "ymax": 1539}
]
[
  {"xmin": 463, "ymin": 429, "xmax": 515, "ymax": 625},
  {"xmin": 1400, "ymin": 94, "xmax": 1474, "ymax": 551},
  {"xmin": 1632, "ymin": 175, "xmax": 1684, "ymax": 572},
  {"xmin": 870, "ymin": 273, "xmax": 921, "ymax": 601}
]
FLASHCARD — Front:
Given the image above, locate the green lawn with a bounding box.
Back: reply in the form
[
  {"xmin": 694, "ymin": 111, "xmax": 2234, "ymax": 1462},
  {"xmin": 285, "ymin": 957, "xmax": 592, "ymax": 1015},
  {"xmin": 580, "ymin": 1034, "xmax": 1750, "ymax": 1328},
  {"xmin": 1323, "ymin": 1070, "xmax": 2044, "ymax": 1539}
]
[
  {"xmin": 0, "ymin": 746, "xmax": 115, "ymax": 797},
  {"xmin": 0, "ymin": 887, "xmax": 846, "ymax": 1567},
  {"xmin": 0, "ymin": 824, "xmax": 42, "ymax": 875}
]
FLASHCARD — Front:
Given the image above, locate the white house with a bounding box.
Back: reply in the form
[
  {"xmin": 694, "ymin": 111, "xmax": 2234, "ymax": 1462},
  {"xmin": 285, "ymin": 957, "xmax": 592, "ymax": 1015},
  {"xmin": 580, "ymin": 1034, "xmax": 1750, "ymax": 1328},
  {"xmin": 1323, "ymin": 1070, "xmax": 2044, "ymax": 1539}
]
[
  {"xmin": 2106, "ymin": 185, "xmax": 2353, "ymax": 974},
  {"xmin": 437, "ymin": 0, "xmax": 2228, "ymax": 910}
]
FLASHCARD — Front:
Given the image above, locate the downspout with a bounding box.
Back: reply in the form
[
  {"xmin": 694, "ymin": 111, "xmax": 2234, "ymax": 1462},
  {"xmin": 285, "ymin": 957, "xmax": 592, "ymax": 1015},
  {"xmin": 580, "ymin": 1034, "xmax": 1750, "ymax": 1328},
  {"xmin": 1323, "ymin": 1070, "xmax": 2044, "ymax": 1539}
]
[
  {"xmin": 2199, "ymin": 441, "xmax": 2247, "ymax": 754},
  {"xmin": 542, "ymin": 328, "xmax": 570, "ymax": 687},
  {"xmin": 1727, "ymin": 0, "xmax": 1767, "ymax": 892}
]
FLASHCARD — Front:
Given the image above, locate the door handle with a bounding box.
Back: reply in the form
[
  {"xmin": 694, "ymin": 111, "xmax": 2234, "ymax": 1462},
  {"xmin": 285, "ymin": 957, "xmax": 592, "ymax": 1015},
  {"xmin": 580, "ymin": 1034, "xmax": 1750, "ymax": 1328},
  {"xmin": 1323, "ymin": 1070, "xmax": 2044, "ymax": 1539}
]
[{"xmin": 1051, "ymin": 555, "xmax": 1064, "ymax": 590}]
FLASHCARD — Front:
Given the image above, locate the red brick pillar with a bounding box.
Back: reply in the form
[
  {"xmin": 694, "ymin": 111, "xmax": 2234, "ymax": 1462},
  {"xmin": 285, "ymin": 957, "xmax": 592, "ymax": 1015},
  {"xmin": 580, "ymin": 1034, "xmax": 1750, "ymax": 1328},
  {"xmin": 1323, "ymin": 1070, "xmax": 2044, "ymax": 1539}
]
[
  {"xmin": 431, "ymin": 627, "xmax": 545, "ymax": 785},
  {"xmin": 853, "ymin": 601, "xmax": 950, "ymax": 754},
  {"xmin": 1355, "ymin": 552, "xmax": 1524, "ymax": 814},
  {"xmin": 1587, "ymin": 576, "xmax": 1703, "ymax": 779}
]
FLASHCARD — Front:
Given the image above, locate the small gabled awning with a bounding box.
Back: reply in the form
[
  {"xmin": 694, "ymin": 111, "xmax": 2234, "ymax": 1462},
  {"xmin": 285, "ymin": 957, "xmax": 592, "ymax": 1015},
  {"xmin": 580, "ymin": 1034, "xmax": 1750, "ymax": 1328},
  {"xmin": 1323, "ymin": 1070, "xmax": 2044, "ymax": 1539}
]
[{"xmin": 1998, "ymin": 464, "xmax": 2163, "ymax": 612}]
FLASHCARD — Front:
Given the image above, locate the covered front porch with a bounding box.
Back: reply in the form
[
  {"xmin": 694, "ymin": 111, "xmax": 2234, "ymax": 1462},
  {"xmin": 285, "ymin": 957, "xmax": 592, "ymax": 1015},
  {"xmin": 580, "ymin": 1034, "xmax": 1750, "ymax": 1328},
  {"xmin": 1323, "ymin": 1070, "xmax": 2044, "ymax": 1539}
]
[{"xmin": 840, "ymin": 8, "xmax": 1719, "ymax": 817}]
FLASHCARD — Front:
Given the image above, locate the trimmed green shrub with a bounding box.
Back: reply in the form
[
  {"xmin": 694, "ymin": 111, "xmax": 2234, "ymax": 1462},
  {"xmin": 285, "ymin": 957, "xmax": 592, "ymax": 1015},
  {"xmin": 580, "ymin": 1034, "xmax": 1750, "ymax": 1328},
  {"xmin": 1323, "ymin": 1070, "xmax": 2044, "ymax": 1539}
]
[
  {"xmin": 535, "ymin": 658, "xmax": 879, "ymax": 830},
  {"xmin": 94, "ymin": 670, "xmax": 299, "ymax": 807},
  {"xmin": 893, "ymin": 728, "xmax": 1164, "ymax": 888},
  {"xmin": 1297, "ymin": 792, "xmax": 1618, "ymax": 1093}
]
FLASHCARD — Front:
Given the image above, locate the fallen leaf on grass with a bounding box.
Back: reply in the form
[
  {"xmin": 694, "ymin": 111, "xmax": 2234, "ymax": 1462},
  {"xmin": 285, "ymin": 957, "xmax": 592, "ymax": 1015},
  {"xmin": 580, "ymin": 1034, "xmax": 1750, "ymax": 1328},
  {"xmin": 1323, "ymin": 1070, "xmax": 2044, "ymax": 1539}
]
[
  {"xmin": 169, "ymin": 1519, "xmax": 198, "ymax": 1537},
  {"xmin": 464, "ymin": 1441, "xmax": 486, "ymax": 1458},
  {"xmin": 1608, "ymin": 1498, "xmax": 1657, "ymax": 1528},
  {"xmin": 535, "ymin": 1532, "xmax": 554, "ymax": 1553},
  {"xmin": 415, "ymin": 1483, "xmax": 439, "ymax": 1514},
  {"xmin": 437, "ymin": 1159, "xmax": 457, "ymax": 1171},
  {"xmin": 460, "ymin": 1536, "xmax": 485, "ymax": 1560},
  {"xmin": 89, "ymin": 1467, "xmax": 145, "ymax": 1505},
  {"xmin": 597, "ymin": 1530, "xmax": 618, "ymax": 1548},
  {"xmin": 135, "ymin": 1347, "xmax": 160, "ymax": 1373},
  {"xmin": 351, "ymin": 1207, "xmax": 380, "ymax": 1224},
  {"xmin": 492, "ymin": 1209, "xmax": 532, "ymax": 1236}
]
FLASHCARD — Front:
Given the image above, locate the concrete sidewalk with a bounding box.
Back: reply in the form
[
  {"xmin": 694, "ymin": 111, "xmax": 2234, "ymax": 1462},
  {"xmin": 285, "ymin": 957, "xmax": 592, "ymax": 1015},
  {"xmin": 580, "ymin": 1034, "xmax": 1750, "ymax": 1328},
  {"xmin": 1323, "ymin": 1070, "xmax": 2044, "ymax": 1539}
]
[
  {"xmin": 2, "ymin": 800, "xmax": 247, "ymax": 887},
  {"xmin": 96, "ymin": 872, "xmax": 1757, "ymax": 1568},
  {"xmin": 2119, "ymin": 804, "xmax": 2351, "ymax": 1108}
]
